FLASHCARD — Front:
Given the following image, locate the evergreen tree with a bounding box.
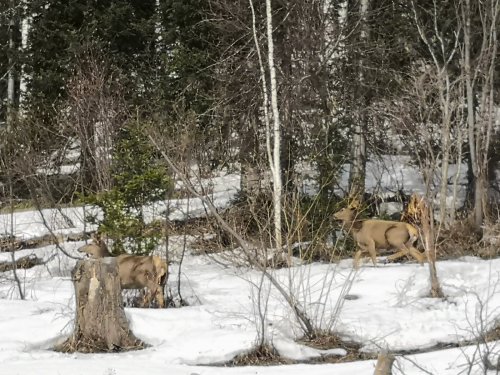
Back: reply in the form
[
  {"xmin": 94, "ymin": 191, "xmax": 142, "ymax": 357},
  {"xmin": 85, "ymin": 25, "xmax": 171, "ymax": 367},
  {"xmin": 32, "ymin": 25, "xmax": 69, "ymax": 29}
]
[
  {"xmin": 156, "ymin": 0, "xmax": 222, "ymax": 168},
  {"xmin": 85, "ymin": 121, "xmax": 171, "ymax": 255},
  {"xmin": 159, "ymin": 0, "xmax": 217, "ymax": 114},
  {"xmin": 24, "ymin": 0, "xmax": 157, "ymax": 148}
]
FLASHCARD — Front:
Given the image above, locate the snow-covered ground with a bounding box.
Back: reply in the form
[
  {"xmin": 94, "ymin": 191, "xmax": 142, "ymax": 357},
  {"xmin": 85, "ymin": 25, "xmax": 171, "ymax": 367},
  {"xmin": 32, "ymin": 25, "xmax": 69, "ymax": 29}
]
[
  {"xmin": 0, "ymin": 163, "xmax": 499, "ymax": 375},
  {"xmin": 1, "ymin": 239, "xmax": 499, "ymax": 374}
]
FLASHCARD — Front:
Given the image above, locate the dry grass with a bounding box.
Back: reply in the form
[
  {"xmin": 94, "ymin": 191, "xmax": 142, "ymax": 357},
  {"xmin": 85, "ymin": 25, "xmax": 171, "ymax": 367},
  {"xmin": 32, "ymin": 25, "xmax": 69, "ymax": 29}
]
[
  {"xmin": 54, "ymin": 334, "xmax": 145, "ymax": 353},
  {"xmin": 437, "ymin": 220, "xmax": 498, "ymax": 259},
  {"xmin": 223, "ymin": 344, "xmax": 292, "ymax": 366},
  {"xmin": 299, "ymin": 332, "xmax": 376, "ymax": 364}
]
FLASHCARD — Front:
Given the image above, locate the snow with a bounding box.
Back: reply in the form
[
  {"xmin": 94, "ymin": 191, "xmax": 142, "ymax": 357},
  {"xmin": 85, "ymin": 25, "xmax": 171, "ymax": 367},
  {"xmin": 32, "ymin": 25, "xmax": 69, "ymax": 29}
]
[
  {"xmin": 1, "ymin": 241, "xmax": 499, "ymax": 374},
  {"xmin": 0, "ymin": 172, "xmax": 240, "ymax": 240},
  {"xmin": 0, "ymin": 168, "xmax": 499, "ymax": 374},
  {"xmin": 299, "ymin": 155, "xmax": 468, "ymax": 211}
]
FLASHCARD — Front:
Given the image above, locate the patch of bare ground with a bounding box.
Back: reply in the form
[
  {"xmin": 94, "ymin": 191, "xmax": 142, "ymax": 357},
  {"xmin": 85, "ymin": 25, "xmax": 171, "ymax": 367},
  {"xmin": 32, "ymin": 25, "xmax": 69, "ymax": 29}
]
[
  {"xmin": 484, "ymin": 324, "xmax": 500, "ymax": 342},
  {"xmin": 0, "ymin": 232, "xmax": 90, "ymax": 252},
  {"xmin": 437, "ymin": 220, "xmax": 499, "ymax": 260},
  {"xmin": 0, "ymin": 254, "xmax": 44, "ymax": 272},
  {"xmin": 222, "ymin": 344, "xmax": 294, "ymax": 366},
  {"xmin": 190, "ymin": 231, "xmax": 230, "ymax": 255},
  {"xmin": 299, "ymin": 332, "xmax": 376, "ymax": 364},
  {"xmin": 380, "ymin": 323, "xmax": 500, "ymax": 358},
  {"xmin": 218, "ymin": 334, "xmax": 374, "ymax": 367},
  {"xmin": 211, "ymin": 325, "xmax": 500, "ymax": 367}
]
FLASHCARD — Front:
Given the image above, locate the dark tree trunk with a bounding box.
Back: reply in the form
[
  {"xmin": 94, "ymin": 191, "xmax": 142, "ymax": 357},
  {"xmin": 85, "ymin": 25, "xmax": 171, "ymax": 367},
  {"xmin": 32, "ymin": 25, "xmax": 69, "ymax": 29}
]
[
  {"xmin": 240, "ymin": 113, "xmax": 261, "ymax": 196},
  {"xmin": 55, "ymin": 258, "xmax": 145, "ymax": 353}
]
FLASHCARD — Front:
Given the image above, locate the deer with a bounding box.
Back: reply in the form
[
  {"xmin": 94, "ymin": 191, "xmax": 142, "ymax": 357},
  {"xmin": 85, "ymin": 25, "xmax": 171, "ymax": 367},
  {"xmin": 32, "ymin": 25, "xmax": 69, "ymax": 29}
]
[
  {"xmin": 333, "ymin": 207, "xmax": 425, "ymax": 268},
  {"xmin": 77, "ymin": 233, "xmax": 168, "ymax": 307},
  {"xmin": 77, "ymin": 233, "xmax": 112, "ymax": 257}
]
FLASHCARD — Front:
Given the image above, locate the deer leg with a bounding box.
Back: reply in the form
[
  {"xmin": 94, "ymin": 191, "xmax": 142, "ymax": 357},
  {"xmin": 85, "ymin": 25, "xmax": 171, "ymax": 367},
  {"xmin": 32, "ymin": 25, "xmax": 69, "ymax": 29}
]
[
  {"xmin": 156, "ymin": 287, "xmax": 165, "ymax": 308},
  {"xmin": 142, "ymin": 288, "xmax": 152, "ymax": 307},
  {"xmin": 366, "ymin": 240, "xmax": 378, "ymax": 266},
  {"xmin": 147, "ymin": 280, "xmax": 164, "ymax": 308},
  {"xmin": 353, "ymin": 249, "xmax": 364, "ymax": 269},
  {"xmin": 386, "ymin": 249, "xmax": 409, "ymax": 262},
  {"xmin": 408, "ymin": 246, "xmax": 425, "ymax": 264}
]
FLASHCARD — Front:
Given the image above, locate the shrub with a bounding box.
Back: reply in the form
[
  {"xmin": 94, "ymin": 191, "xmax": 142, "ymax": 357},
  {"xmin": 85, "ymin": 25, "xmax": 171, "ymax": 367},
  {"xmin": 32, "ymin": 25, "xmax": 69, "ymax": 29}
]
[{"xmin": 85, "ymin": 121, "xmax": 171, "ymax": 255}]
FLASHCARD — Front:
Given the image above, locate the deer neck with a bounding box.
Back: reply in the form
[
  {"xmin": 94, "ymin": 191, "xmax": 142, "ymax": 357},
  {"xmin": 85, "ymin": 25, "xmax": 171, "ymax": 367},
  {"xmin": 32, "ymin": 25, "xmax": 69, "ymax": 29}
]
[
  {"xmin": 341, "ymin": 218, "xmax": 363, "ymax": 234},
  {"xmin": 98, "ymin": 242, "xmax": 112, "ymax": 257}
]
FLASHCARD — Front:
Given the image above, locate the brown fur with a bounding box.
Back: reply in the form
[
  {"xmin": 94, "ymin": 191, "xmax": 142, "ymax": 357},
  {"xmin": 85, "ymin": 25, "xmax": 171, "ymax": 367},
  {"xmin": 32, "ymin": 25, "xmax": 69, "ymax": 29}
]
[
  {"xmin": 114, "ymin": 254, "xmax": 168, "ymax": 307},
  {"xmin": 334, "ymin": 207, "xmax": 425, "ymax": 268},
  {"xmin": 77, "ymin": 234, "xmax": 168, "ymax": 307},
  {"xmin": 77, "ymin": 234, "xmax": 112, "ymax": 258}
]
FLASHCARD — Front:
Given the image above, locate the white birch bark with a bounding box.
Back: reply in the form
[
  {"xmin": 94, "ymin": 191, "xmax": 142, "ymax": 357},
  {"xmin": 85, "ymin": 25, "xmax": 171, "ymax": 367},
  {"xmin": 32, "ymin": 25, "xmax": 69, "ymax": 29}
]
[
  {"xmin": 6, "ymin": 0, "xmax": 17, "ymax": 129},
  {"xmin": 249, "ymin": 0, "xmax": 273, "ymax": 186},
  {"xmin": 348, "ymin": 0, "xmax": 368, "ymax": 203},
  {"xmin": 18, "ymin": 1, "xmax": 30, "ymax": 110},
  {"xmin": 265, "ymin": 0, "xmax": 283, "ymax": 252}
]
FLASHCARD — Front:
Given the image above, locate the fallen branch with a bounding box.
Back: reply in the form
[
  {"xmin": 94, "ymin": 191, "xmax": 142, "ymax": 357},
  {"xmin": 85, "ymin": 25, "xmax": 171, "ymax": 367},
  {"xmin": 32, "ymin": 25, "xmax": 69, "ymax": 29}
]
[{"xmin": 0, "ymin": 254, "xmax": 44, "ymax": 273}]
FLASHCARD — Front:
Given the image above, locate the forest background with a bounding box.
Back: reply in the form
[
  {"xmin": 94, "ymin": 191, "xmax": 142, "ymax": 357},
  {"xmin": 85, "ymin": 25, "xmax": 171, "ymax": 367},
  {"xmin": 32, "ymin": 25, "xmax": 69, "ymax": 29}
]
[{"xmin": 1, "ymin": 0, "xmax": 499, "ymax": 255}]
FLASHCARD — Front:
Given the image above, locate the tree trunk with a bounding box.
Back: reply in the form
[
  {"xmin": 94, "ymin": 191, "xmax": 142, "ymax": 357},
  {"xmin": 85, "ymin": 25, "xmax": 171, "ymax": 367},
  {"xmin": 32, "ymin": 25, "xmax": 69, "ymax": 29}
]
[
  {"xmin": 240, "ymin": 114, "xmax": 261, "ymax": 197},
  {"xmin": 437, "ymin": 73, "xmax": 452, "ymax": 226},
  {"xmin": 350, "ymin": 117, "xmax": 367, "ymax": 203},
  {"xmin": 265, "ymin": 0, "xmax": 283, "ymax": 254},
  {"xmin": 55, "ymin": 258, "xmax": 145, "ymax": 353},
  {"xmin": 461, "ymin": 0, "xmax": 498, "ymax": 228},
  {"xmin": 348, "ymin": 0, "xmax": 369, "ymax": 204},
  {"xmin": 19, "ymin": 2, "xmax": 29, "ymax": 110},
  {"xmin": 6, "ymin": 0, "xmax": 18, "ymax": 129},
  {"xmin": 463, "ymin": 9, "xmax": 481, "ymax": 227},
  {"xmin": 373, "ymin": 351, "xmax": 395, "ymax": 375},
  {"xmin": 420, "ymin": 197, "xmax": 444, "ymax": 298},
  {"xmin": 473, "ymin": 172, "xmax": 487, "ymax": 228}
]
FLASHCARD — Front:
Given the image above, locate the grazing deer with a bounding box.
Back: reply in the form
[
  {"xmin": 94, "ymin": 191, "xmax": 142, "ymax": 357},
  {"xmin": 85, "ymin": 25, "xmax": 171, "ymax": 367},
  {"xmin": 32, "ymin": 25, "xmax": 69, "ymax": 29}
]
[
  {"xmin": 334, "ymin": 207, "xmax": 425, "ymax": 268},
  {"xmin": 78, "ymin": 234, "xmax": 168, "ymax": 307}
]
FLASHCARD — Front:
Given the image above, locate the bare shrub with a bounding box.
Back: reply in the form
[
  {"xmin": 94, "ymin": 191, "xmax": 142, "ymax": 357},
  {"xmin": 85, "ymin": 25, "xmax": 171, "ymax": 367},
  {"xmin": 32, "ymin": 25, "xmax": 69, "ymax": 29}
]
[
  {"xmin": 224, "ymin": 343, "xmax": 290, "ymax": 366},
  {"xmin": 62, "ymin": 49, "xmax": 128, "ymax": 194},
  {"xmin": 437, "ymin": 220, "xmax": 483, "ymax": 259}
]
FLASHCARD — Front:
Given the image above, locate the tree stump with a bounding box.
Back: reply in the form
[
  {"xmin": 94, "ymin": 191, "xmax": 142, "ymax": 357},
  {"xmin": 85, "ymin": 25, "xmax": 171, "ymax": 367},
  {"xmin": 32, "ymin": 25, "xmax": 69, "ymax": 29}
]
[
  {"xmin": 373, "ymin": 351, "xmax": 395, "ymax": 375},
  {"xmin": 55, "ymin": 258, "xmax": 145, "ymax": 353}
]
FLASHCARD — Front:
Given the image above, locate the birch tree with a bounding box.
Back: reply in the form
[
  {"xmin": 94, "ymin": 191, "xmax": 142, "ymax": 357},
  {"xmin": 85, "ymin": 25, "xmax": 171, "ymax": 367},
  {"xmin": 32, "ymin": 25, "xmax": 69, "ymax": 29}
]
[
  {"xmin": 265, "ymin": 0, "xmax": 283, "ymax": 253},
  {"xmin": 247, "ymin": 0, "xmax": 283, "ymax": 253},
  {"xmin": 460, "ymin": 0, "xmax": 499, "ymax": 228},
  {"xmin": 411, "ymin": 0, "xmax": 460, "ymax": 225},
  {"xmin": 6, "ymin": 0, "xmax": 19, "ymax": 129},
  {"xmin": 348, "ymin": 0, "xmax": 369, "ymax": 204},
  {"xmin": 18, "ymin": 0, "xmax": 29, "ymax": 109}
]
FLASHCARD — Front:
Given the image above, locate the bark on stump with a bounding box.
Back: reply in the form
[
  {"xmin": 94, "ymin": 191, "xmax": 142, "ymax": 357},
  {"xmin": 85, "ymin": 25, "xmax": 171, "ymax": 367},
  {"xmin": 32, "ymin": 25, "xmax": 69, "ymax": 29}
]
[
  {"xmin": 55, "ymin": 258, "xmax": 145, "ymax": 353},
  {"xmin": 373, "ymin": 352, "xmax": 395, "ymax": 375}
]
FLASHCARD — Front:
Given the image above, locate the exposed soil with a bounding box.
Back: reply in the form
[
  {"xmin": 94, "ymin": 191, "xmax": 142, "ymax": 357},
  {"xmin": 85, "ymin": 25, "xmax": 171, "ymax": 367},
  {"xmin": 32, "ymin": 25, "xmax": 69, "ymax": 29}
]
[
  {"xmin": 221, "ymin": 344, "xmax": 294, "ymax": 366},
  {"xmin": 0, "ymin": 254, "xmax": 44, "ymax": 272},
  {"xmin": 215, "ymin": 324, "xmax": 500, "ymax": 367}
]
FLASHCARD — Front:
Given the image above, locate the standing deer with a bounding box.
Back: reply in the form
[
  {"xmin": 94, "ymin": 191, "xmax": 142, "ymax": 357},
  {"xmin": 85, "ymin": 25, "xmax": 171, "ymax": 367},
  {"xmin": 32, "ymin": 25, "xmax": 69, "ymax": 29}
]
[
  {"xmin": 78, "ymin": 233, "xmax": 168, "ymax": 307},
  {"xmin": 334, "ymin": 207, "xmax": 425, "ymax": 268}
]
